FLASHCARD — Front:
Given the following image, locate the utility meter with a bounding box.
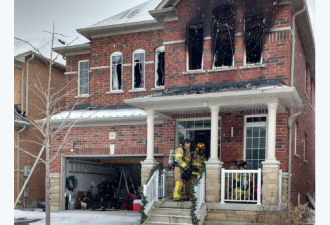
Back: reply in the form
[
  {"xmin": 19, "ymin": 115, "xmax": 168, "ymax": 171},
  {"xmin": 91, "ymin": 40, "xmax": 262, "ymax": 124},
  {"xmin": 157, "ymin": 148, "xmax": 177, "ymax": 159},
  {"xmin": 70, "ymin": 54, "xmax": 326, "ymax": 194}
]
[{"xmin": 24, "ymin": 165, "xmax": 32, "ymax": 177}]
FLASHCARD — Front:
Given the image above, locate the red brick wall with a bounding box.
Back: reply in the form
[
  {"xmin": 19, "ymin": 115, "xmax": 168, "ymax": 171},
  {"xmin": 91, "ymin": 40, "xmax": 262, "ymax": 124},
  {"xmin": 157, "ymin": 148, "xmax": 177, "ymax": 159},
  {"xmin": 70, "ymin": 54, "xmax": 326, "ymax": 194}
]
[{"xmin": 14, "ymin": 56, "xmax": 66, "ymax": 206}]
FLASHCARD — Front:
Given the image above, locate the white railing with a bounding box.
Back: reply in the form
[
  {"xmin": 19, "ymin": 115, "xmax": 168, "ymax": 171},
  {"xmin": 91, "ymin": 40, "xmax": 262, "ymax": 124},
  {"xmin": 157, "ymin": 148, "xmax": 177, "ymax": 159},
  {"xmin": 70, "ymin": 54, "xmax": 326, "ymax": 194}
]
[
  {"xmin": 279, "ymin": 169, "xmax": 282, "ymax": 204},
  {"xmin": 159, "ymin": 169, "xmax": 166, "ymax": 198},
  {"xmin": 221, "ymin": 168, "xmax": 261, "ymax": 205},
  {"xmin": 194, "ymin": 172, "xmax": 206, "ymax": 218},
  {"xmin": 143, "ymin": 169, "xmax": 159, "ymax": 215}
]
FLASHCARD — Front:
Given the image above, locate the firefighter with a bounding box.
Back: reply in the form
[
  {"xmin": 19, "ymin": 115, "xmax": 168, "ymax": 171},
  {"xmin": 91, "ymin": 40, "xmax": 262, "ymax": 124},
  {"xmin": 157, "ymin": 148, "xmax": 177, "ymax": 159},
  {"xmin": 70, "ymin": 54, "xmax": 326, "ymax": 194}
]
[
  {"xmin": 172, "ymin": 139, "xmax": 192, "ymax": 202},
  {"xmin": 232, "ymin": 159, "xmax": 252, "ymax": 200},
  {"xmin": 185, "ymin": 142, "xmax": 206, "ymax": 200}
]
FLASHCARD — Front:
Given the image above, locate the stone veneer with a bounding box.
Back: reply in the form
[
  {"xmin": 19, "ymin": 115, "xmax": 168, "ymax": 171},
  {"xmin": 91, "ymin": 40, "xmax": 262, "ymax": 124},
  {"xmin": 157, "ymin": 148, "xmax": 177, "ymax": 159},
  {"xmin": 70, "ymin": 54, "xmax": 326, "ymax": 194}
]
[
  {"xmin": 262, "ymin": 165, "xmax": 280, "ymax": 205},
  {"xmin": 50, "ymin": 173, "xmax": 60, "ymax": 212},
  {"xmin": 205, "ymin": 161, "xmax": 222, "ymax": 203}
]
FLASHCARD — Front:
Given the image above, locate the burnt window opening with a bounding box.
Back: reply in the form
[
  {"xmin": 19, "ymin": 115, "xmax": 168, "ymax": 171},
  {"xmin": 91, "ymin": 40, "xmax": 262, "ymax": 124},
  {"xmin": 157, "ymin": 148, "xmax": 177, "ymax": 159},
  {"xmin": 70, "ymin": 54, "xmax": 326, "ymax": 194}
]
[
  {"xmin": 156, "ymin": 47, "xmax": 165, "ymax": 87},
  {"xmin": 111, "ymin": 53, "xmax": 122, "ymax": 90},
  {"xmin": 187, "ymin": 24, "xmax": 204, "ymax": 70},
  {"xmin": 133, "ymin": 50, "xmax": 145, "ymax": 89},
  {"xmin": 244, "ymin": 14, "xmax": 265, "ymax": 64},
  {"xmin": 212, "ymin": 5, "xmax": 236, "ymax": 68}
]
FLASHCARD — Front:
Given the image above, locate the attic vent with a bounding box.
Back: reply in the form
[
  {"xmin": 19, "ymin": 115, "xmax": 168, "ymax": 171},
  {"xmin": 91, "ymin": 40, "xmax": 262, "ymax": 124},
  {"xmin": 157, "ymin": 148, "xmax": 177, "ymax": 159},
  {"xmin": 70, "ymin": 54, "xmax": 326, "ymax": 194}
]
[
  {"xmin": 187, "ymin": 24, "xmax": 204, "ymax": 70},
  {"xmin": 212, "ymin": 5, "xmax": 236, "ymax": 67}
]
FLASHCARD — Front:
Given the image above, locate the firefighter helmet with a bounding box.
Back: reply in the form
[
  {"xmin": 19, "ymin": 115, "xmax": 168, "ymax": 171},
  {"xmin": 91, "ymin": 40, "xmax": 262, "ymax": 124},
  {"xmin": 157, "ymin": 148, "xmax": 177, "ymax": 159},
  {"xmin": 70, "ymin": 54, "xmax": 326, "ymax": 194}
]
[
  {"xmin": 196, "ymin": 142, "xmax": 205, "ymax": 150},
  {"xmin": 196, "ymin": 142, "xmax": 206, "ymax": 156},
  {"xmin": 236, "ymin": 159, "xmax": 247, "ymax": 168}
]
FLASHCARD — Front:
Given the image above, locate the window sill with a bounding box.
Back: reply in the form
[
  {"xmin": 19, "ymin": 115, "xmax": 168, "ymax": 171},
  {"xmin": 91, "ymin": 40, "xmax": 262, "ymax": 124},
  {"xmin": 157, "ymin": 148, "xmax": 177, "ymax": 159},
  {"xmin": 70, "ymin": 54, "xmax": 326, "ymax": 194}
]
[
  {"xmin": 151, "ymin": 87, "xmax": 165, "ymax": 91},
  {"xmin": 208, "ymin": 67, "xmax": 237, "ymax": 73},
  {"xmin": 294, "ymin": 153, "xmax": 300, "ymax": 158},
  {"xmin": 240, "ymin": 64, "xmax": 266, "ymax": 70},
  {"xmin": 183, "ymin": 70, "xmax": 206, "ymax": 75},
  {"xmin": 75, "ymin": 94, "xmax": 90, "ymax": 98},
  {"xmin": 107, "ymin": 90, "xmax": 124, "ymax": 94},
  {"xmin": 129, "ymin": 89, "xmax": 146, "ymax": 93}
]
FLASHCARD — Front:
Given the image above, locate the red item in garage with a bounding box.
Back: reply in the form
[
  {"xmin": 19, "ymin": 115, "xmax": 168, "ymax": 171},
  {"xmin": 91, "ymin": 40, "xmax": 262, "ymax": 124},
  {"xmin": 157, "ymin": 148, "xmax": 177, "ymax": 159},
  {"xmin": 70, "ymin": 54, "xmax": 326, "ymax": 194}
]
[{"xmin": 133, "ymin": 200, "xmax": 142, "ymax": 212}]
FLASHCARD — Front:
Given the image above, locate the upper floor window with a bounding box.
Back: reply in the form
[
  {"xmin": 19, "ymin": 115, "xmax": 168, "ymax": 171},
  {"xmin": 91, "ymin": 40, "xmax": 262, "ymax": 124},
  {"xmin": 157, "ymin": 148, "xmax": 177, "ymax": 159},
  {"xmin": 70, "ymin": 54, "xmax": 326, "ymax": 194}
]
[
  {"xmin": 212, "ymin": 5, "xmax": 236, "ymax": 68},
  {"xmin": 244, "ymin": 14, "xmax": 264, "ymax": 64},
  {"xmin": 110, "ymin": 52, "xmax": 122, "ymax": 91},
  {"xmin": 187, "ymin": 24, "xmax": 204, "ymax": 70},
  {"xmin": 133, "ymin": 49, "xmax": 145, "ymax": 89},
  {"xmin": 78, "ymin": 60, "xmax": 89, "ymax": 95},
  {"xmin": 155, "ymin": 46, "xmax": 165, "ymax": 87}
]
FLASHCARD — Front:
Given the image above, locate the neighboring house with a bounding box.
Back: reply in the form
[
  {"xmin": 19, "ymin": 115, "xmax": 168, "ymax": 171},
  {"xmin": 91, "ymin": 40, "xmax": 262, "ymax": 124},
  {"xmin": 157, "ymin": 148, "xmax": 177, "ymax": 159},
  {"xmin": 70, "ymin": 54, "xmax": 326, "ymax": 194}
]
[
  {"xmin": 14, "ymin": 37, "xmax": 66, "ymax": 208},
  {"xmin": 50, "ymin": 0, "xmax": 314, "ymax": 223}
]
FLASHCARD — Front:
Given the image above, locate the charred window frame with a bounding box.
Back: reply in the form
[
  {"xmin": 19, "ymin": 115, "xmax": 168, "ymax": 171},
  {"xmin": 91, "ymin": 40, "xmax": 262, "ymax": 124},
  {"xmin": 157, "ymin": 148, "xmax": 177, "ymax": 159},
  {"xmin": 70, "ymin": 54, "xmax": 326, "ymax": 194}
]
[
  {"xmin": 212, "ymin": 5, "xmax": 236, "ymax": 68},
  {"xmin": 110, "ymin": 52, "xmax": 123, "ymax": 91},
  {"xmin": 155, "ymin": 46, "xmax": 165, "ymax": 87},
  {"xmin": 78, "ymin": 60, "xmax": 89, "ymax": 95},
  {"xmin": 244, "ymin": 14, "xmax": 265, "ymax": 65},
  {"xmin": 132, "ymin": 49, "xmax": 145, "ymax": 89},
  {"xmin": 186, "ymin": 24, "xmax": 204, "ymax": 71}
]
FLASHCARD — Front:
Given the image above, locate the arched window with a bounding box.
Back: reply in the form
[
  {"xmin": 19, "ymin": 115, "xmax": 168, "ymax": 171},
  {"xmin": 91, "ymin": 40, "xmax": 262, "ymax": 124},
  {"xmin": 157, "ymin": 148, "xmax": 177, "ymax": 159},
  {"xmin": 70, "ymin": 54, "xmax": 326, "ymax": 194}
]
[
  {"xmin": 132, "ymin": 49, "xmax": 145, "ymax": 89},
  {"xmin": 110, "ymin": 52, "xmax": 123, "ymax": 91},
  {"xmin": 155, "ymin": 46, "xmax": 165, "ymax": 87}
]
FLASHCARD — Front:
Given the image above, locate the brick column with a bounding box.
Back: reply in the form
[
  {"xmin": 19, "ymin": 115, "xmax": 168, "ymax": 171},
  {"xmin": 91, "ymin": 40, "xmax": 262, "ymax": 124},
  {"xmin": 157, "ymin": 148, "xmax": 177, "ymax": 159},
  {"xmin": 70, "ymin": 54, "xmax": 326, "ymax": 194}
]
[
  {"xmin": 205, "ymin": 161, "xmax": 222, "ymax": 203},
  {"xmin": 50, "ymin": 173, "xmax": 60, "ymax": 212}
]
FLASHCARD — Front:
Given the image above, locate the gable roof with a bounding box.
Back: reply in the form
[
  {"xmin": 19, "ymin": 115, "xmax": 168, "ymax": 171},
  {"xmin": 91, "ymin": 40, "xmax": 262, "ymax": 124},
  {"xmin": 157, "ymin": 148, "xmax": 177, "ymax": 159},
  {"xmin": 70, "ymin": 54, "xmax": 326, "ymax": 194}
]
[
  {"xmin": 76, "ymin": 0, "xmax": 163, "ymax": 40},
  {"xmin": 14, "ymin": 37, "xmax": 66, "ymax": 69}
]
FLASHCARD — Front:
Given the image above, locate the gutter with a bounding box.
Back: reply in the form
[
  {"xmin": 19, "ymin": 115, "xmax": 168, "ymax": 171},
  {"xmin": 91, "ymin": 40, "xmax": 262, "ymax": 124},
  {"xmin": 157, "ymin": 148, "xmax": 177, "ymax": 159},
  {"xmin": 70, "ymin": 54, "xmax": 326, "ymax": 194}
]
[
  {"xmin": 288, "ymin": 5, "xmax": 305, "ymax": 211},
  {"xmin": 15, "ymin": 63, "xmax": 24, "ymax": 112},
  {"xmin": 26, "ymin": 54, "xmax": 35, "ymax": 116}
]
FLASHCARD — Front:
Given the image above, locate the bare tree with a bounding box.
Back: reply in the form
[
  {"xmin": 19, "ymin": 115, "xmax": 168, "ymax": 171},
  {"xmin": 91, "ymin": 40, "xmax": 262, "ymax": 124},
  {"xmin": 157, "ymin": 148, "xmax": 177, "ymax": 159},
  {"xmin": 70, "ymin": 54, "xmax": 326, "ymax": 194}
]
[{"xmin": 14, "ymin": 24, "xmax": 103, "ymax": 225}]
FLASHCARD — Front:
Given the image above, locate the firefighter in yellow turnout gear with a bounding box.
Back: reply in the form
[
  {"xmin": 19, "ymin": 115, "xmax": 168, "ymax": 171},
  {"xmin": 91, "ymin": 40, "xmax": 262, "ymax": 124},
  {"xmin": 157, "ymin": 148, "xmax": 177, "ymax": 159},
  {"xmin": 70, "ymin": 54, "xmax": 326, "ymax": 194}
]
[
  {"xmin": 185, "ymin": 142, "xmax": 206, "ymax": 200},
  {"xmin": 172, "ymin": 139, "xmax": 192, "ymax": 202}
]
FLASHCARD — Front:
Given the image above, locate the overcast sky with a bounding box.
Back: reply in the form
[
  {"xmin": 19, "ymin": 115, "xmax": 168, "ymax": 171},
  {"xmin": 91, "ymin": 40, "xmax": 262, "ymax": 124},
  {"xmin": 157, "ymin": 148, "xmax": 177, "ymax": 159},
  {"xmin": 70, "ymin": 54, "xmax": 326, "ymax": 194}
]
[{"xmin": 14, "ymin": 0, "xmax": 315, "ymax": 45}]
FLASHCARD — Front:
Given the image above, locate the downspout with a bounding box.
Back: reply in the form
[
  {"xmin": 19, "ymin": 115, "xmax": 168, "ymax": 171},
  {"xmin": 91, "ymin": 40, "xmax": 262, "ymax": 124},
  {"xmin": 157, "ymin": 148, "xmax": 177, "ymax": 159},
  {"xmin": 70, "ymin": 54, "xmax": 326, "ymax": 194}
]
[
  {"xmin": 288, "ymin": 5, "xmax": 305, "ymax": 211},
  {"xmin": 14, "ymin": 63, "xmax": 25, "ymax": 202},
  {"xmin": 26, "ymin": 54, "xmax": 35, "ymax": 116}
]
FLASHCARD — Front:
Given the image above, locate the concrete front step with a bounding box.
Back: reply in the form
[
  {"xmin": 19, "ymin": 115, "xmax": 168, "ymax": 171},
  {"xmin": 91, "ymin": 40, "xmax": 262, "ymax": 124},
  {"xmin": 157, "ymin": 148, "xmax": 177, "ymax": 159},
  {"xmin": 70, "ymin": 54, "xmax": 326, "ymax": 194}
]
[
  {"xmin": 145, "ymin": 222, "xmax": 192, "ymax": 225},
  {"xmin": 153, "ymin": 207, "xmax": 191, "ymax": 216},
  {"xmin": 154, "ymin": 200, "xmax": 192, "ymax": 209},
  {"xmin": 148, "ymin": 214, "xmax": 192, "ymax": 224}
]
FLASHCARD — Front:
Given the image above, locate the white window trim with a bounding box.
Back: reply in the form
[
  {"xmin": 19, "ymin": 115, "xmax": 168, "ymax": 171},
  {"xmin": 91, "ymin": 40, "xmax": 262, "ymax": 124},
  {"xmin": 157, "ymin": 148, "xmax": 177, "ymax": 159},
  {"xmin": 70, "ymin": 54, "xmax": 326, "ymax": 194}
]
[
  {"xmin": 243, "ymin": 48, "xmax": 263, "ymax": 66},
  {"xmin": 132, "ymin": 49, "xmax": 146, "ymax": 90},
  {"xmin": 155, "ymin": 46, "xmax": 165, "ymax": 88},
  {"xmin": 212, "ymin": 54, "xmax": 235, "ymax": 69},
  {"xmin": 110, "ymin": 51, "xmax": 123, "ymax": 92},
  {"xmin": 243, "ymin": 114, "xmax": 268, "ymax": 168},
  {"xmin": 78, "ymin": 60, "xmax": 89, "ymax": 96}
]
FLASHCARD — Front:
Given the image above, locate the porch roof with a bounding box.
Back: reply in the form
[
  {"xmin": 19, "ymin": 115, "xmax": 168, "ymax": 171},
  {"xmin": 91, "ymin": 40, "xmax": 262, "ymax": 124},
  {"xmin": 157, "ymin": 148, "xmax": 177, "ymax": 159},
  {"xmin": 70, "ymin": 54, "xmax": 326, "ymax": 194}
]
[
  {"xmin": 36, "ymin": 108, "xmax": 164, "ymax": 128},
  {"xmin": 124, "ymin": 81, "xmax": 303, "ymax": 118}
]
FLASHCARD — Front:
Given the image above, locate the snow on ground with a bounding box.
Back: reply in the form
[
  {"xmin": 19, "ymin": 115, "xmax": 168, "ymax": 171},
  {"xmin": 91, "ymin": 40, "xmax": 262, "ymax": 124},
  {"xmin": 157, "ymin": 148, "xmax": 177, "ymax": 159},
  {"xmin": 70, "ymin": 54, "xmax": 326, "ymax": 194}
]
[{"xmin": 14, "ymin": 209, "xmax": 141, "ymax": 225}]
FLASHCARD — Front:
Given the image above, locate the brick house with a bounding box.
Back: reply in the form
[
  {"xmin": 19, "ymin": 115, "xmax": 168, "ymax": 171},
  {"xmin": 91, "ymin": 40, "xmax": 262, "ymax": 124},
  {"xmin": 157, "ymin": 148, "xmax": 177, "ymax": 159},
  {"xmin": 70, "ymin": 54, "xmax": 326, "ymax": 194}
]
[
  {"xmin": 50, "ymin": 0, "xmax": 314, "ymax": 222},
  {"xmin": 14, "ymin": 37, "xmax": 66, "ymax": 208}
]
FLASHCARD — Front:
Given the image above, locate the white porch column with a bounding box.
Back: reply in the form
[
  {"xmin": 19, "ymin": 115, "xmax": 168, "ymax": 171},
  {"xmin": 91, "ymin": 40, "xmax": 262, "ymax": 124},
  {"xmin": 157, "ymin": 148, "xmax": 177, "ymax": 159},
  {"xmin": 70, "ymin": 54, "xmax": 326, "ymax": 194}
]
[
  {"xmin": 209, "ymin": 106, "xmax": 220, "ymax": 162},
  {"xmin": 145, "ymin": 109, "xmax": 155, "ymax": 162},
  {"xmin": 266, "ymin": 103, "xmax": 278, "ymax": 162}
]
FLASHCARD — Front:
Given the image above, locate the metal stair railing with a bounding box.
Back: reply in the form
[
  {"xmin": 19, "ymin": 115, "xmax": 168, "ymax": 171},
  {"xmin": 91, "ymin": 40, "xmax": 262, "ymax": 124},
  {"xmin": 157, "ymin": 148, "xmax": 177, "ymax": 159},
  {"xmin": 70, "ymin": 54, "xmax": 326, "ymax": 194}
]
[{"xmin": 143, "ymin": 169, "xmax": 159, "ymax": 215}]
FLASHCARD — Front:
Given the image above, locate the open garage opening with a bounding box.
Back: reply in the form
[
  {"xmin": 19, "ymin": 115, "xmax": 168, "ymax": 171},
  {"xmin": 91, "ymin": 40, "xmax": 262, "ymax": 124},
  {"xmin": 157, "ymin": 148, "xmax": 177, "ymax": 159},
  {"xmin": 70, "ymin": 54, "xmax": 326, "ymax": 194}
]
[{"xmin": 62, "ymin": 155, "xmax": 163, "ymax": 211}]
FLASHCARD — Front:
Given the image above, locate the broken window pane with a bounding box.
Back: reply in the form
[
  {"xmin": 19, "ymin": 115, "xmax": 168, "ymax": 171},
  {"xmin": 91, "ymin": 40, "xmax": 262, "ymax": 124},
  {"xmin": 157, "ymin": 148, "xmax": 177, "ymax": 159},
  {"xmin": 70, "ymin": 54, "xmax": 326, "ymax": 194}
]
[
  {"xmin": 187, "ymin": 24, "xmax": 204, "ymax": 70},
  {"xmin": 111, "ymin": 53, "xmax": 122, "ymax": 90},
  {"xmin": 133, "ymin": 50, "xmax": 145, "ymax": 89},
  {"xmin": 78, "ymin": 60, "xmax": 89, "ymax": 95},
  {"xmin": 155, "ymin": 47, "xmax": 165, "ymax": 87},
  {"xmin": 244, "ymin": 14, "xmax": 265, "ymax": 64},
  {"xmin": 212, "ymin": 5, "xmax": 236, "ymax": 67}
]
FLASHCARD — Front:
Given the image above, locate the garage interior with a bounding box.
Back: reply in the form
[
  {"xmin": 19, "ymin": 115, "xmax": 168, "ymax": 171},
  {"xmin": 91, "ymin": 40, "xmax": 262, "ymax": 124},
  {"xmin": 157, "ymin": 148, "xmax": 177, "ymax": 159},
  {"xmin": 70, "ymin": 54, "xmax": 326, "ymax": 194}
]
[{"xmin": 64, "ymin": 155, "xmax": 164, "ymax": 211}]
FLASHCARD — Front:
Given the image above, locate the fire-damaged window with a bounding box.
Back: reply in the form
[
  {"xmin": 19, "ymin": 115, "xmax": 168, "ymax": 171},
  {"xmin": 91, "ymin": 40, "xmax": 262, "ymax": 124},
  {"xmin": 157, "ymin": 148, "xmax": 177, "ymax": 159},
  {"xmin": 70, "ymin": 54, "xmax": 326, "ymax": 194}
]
[
  {"xmin": 155, "ymin": 46, "xmax": 165, "ymax": 87},
  {"xmin": 244, "ymin": 14, "xmax": 265, "ymax": 64},
  {"xmin": 133, "ymin": 49, "xmax": 145, "ymax": 89},
  {"xmin": 212, "ymin": 5, "xmax": 236, "ymax": 68},
  {"xmin": 187, "ymin": 24, "xmax": 204, "ymax": 70},
  {"xmin": 110, "ymin": 52, "xmax": 122, "ymax": 91}
]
